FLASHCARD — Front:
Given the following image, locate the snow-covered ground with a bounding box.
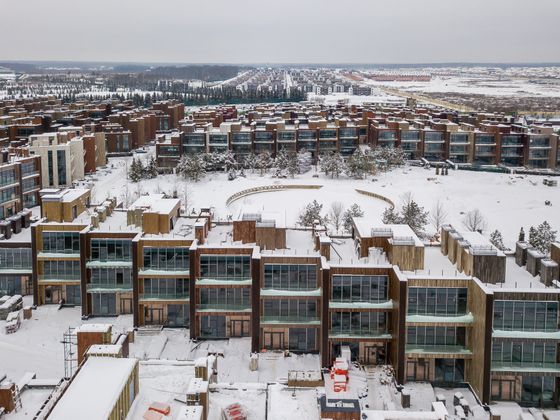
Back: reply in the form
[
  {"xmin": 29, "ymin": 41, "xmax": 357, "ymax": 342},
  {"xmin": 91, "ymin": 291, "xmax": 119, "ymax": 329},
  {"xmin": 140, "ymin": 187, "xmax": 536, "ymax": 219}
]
[{"xmin": 90, "ymin": 152, "xmax": 560, "ymax": 251}]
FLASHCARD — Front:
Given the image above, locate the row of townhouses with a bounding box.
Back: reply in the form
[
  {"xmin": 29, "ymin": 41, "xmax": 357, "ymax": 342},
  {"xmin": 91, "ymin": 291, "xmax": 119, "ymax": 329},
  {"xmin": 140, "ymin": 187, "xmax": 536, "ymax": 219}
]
[{"xmin": 1, "ymin": 187, "xmax": 560, "ymax": 408}]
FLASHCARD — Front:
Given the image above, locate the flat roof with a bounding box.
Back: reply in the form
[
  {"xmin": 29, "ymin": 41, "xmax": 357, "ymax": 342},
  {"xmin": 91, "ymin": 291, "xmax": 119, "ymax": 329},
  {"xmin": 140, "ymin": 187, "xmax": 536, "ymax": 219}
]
[{"xmin": 48, "ymin": 357, "xmax": 137, "ymax": 420}]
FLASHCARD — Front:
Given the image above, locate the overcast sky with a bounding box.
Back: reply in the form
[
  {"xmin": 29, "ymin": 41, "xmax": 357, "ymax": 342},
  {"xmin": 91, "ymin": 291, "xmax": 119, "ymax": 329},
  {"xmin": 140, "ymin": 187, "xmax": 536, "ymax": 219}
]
[{"xmin": 3, "ymin": 0, "xmax": 560, "ymax": 64}]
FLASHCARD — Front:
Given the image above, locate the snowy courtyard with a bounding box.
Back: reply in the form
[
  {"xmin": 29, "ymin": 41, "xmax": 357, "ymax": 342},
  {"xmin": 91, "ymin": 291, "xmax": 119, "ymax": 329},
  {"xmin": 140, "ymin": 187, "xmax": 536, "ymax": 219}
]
[{"xmin": 88, "ymin": 151, "xmax": 560, "ymax": 250}]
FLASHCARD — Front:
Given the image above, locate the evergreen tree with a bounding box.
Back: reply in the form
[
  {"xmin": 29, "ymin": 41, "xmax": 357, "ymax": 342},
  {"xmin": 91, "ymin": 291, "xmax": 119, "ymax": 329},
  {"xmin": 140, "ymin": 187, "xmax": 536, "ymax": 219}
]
[
  {"xmin": 343, "ymin": 203, "xmax": 364, "ymax": 232},
  {"xmin": 224, "ymin": 151, "xmax": 237, "ymax": 172},
  {"xmin": 286, "ymin": 152, "xmax": 299, "ymax": 178},
  {"xmin": 532, "ymin": 221, "xmax": 558, "ymax": 254},
  {"xmin": 128, "ymin": 158, "xmax": 144, "ymax": 183},
  {"xmin": 297, "ymin": 150, "xmax": 313, "ymax": 174},
  {"xmin": 382, "ymin": 206, "xmax": 402, "ymax": 225},
  {"xmin": 145, "ymin": 156, "xmax": 159, "ymax": 179},
  {"xmin": 256, "ymin": 152, "xmax": 273, "ymax": 176},
  {"xmin": 243, "ymin": 153, "xmax": 258, "ymax": 173},
  {"xmin": 274, "ymin": 149, "xmax": 290, "ymax": 171},
  {"xmin": 489, "ymin": 229, "xmax": 506, "ymax": 251},
  {"xmin": 400, "ymin": 197, "xmax": 429, "ymax": 237},
  {"xmin": 298, "ymin": 200, "xmax": 328, "ymax": 227},
  {"xmin": 177, "ymin": 154, "xmax": 206, "ymax": 181},
  {"xmin": 528, "ymin": 226, "xmax": 537, "ymax": 248},
  {"xmin": 320, "ymin": 153, "xmax": 346, "ymax": 178}
]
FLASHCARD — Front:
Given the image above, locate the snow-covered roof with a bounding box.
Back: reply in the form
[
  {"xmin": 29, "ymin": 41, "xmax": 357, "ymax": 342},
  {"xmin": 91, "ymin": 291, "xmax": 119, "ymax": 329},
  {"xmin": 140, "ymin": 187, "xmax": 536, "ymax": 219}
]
[
  {"xmin": 48, "ymin": 357, "xmax": 137, "ymax": 420},
  {"xmin": 75, "ymin": 323, "xmax": 112, "ymax": 334}
]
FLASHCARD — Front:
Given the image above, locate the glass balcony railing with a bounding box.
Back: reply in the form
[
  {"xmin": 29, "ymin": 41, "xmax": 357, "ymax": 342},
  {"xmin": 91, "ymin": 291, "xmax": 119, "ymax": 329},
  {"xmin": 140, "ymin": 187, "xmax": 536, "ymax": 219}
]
[
  {"xmin": 197, "ymin": 303, "xmax": 251, "ymax": 312},
  {"xmin": 260, "ymin": 315, "xmax": 319, "ymax": 324},
  {"xmin": 329, "ymin": 329, "xmax": 389, "ymax": 338},
  {"xmin": 405, "ymin": 344, "xmax": 471, "ymax": 355},
  {"xmin": 87, "ymin": 282, "xmax": 132, "ymax": 291},
  {"xmin": 38, "ymin": 274, "xmax": 80, "ymax": 282},
  {"xmin": 140, "ymin": 292, "xmax": 189, "ymax": 300},
  {"xmin": 491, "ymin": 361, "xmax": 560, "ymax": 372}
]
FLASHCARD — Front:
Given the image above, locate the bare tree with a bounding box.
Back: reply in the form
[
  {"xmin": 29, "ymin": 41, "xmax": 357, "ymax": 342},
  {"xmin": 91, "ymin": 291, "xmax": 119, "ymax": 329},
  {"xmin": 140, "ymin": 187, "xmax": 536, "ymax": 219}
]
[
  {"xmin": 329, "ymin": 201, "xmax": 344, "ymax": 232},
  {"xmin": 430, "ymin": 200, "xmax": 448, "ymax": 235},
  {"xmin": 121, "ymin": 183, "xmax": 133, "ymax": 208},
  {"xmin": 462, "ymin": 209, "xmax": 488, "ymax": 232},
  {"xmin": 181, "ymin": 183, "xmax": 195, "ymax": 214}
]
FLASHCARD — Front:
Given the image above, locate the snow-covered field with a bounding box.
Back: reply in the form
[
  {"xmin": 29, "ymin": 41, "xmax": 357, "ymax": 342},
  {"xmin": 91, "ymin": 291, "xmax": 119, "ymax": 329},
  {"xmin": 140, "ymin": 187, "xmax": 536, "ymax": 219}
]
[
  {"xmin": 90, "ymin": 153, "xmax": 560, "ymax": 250},
  {"xmin": 364, "ymin": 75, "xmax": 560, "ymax": 98}
]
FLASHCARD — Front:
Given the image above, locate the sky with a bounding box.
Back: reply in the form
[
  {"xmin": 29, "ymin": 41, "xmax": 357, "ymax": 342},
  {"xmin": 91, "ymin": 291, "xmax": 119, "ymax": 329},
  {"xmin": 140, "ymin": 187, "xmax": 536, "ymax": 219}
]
[{"xmin": 3, "ymin": 0, "xmax": 560, "ymax": 64}]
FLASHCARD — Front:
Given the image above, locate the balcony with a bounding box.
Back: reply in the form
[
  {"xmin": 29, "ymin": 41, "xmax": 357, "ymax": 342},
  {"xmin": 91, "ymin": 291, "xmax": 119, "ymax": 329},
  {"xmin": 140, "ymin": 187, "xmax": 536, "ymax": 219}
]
[
  {"xmin": 139, "ymin": 268, "xmax": 190, "ymax": 277},
  {"xmin": 329, "ymin": 300, "xmax": 394, "ymax": 310},
  {"xmin": 406, "ymin": 313, "xmax": 473, "ymax": 325},
  {"xmin": 38, "ymin": 274, "xmax": 80, "ymax": 284},
  {"xmin": 140, "ymin": 292, "xmax": 189, "ymax": 301},
  {"xmin": 37, "ymin": 251, "xmax": 80, "ymax": 260},
  {"xmin": 87, "ymin": 260, "xmax": 133, "ymax": 269},
  {"xmin": 21, "ymin": 170, "xmax": 40, "ymax": 179},
  {"xmin": 261, "ymin": 288, "xmax": 321, "ymax": 298},
  {"xmin": 329, "ymin": 330, "xmax": 391, "ymax": 340},
  {"xmin": 87, "ymin": 282, "xmax": 133, "ymax": 292},
  {"xmin": 491, "ymin": 361, "xmax": 560, "ymax": 374},
  {"xmin": 405, "ymin": 345, "xmax": 472, "ymax": 356},
  {"xmin": 197, "ymin": 303, "xmax": 251, "ymax": 313},
  {"xmin": 260, "ymin": 315, "xmax": 320, "ymax": 325},
  {"xmin": 492, "ymin": 330, "xmax": 560, "ymax": 340}
]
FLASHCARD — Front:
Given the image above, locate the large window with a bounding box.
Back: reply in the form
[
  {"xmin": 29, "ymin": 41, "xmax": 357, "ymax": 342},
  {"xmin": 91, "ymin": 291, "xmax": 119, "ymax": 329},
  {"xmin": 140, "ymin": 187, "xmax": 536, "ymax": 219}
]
[
  {"xmin": 199, "ymin": 287, "xmax": 250, "ymax": 310},
  {"xmin": 0, "ymin": 186, "xmax": 17, "ymax": 205},
  {"xmin": 289, "ymin": 328, "xmax": 316, "ymax": 352},
  {"xmin": 47, "ymin": 150, "xmax": 54, "ymax": 186},
  {"xmin": 91, "ymin": 293, "xmax": 116, "ymax": 316},
  {"xmin": 42, "ymin": 260, "xmax": 80, "ymax": 280},
  {"xmin": 90, "ymin": 268, "xmax": 132, "ymax": 289},
  {"xmin": 200, "ymin": 315, "xmax": 226, "ymax": 338},
  {"xmin": 143, "ymin": 247, "xmax": 189, "ymax": 271},
  {"xmin": 42, "ymin": 231, "xmax": 80, "ymax": 254},
  {"xmin": 492, "ymin": 340, "xmax": 556, "ymax": 367},
  {"xmin": 406, "ymin": 326, "xmax": 466, "ymax": 347},
  {"xmin": 0, "ymin": 168, "xmax": 17, "ymax": 187},
  {"xmin": 493, "ymin": 300, "xmax": 558, "ymax": 332},
  {"xmin": 200, "ymin": 255, "xmax": 250, "ymax": 280},
  {"xmin": 0, "ymin": 248, "xmax": 32, "ymax": 269},
  {"xmin": 263, "ymin": 264, "xmax": 317, "ymax": 290},
  {"xmin": 522, "ymin": 376, "xmax": 555, "ymax": 405},
  {"xmin": 331, "ymin": 275, "xmax": 388, "ymax": 303},
  {"xmin": 57, "ymin": 150, "xmax": 66, "ymax": 185},
  {"xmin": 262, "ymin": 299, "xmax": 317, "ymax": 321},
  {"xmin": 330, "ymin": 312, "xmax": 387, "ymax": 336},
  {"xmin": 142, "ymin": 278, "xmax": 188, "ymax": 299},
  {"xmin": 91, "ymin": 239, "xmax": 132, "ymax": 262},
  {"xmin": 407, "ymin": 287, "xmax": 467, "ymax": 316}
]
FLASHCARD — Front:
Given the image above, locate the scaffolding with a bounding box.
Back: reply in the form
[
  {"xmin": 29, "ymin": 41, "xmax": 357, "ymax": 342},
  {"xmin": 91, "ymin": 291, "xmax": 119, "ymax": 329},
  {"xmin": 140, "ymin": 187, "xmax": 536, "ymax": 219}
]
[{"xmin": 62, "ymin": 327, "xmax": 78, "ymax": 379}]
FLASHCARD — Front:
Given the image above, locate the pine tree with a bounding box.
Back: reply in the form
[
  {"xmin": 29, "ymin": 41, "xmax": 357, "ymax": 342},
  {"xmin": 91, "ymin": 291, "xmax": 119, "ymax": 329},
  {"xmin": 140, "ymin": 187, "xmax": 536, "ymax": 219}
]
[
  {"xmin": 489, "ymin": 229, "xmax": 506, "ymax": 251},
  {"xmin": 532, "ymin": 221, "xmax": 558, "ymax": 254},
  {"xmin": 382, "ymin": 206, "xmax": 402, "ymax": 225},
  {"xmin": 129, "ymin": 158, "xmax": 144, "ymax": 183},
  {"xmin": 343, "ymin": 203, "xmax": 364, "ymax": 232},
  {"xmin": 518, "ymin": 227, "xmax": 525, "ymax": 242},
  {"xmin": 297, "ymin": 150, "xmax": 313, "ymax": 174},
  {"xmin": 298, "ymin": 200, "xmax": 327, "ymax": 227},
  {"xmin": 320, "ymin": 152, "xmax": 346, "ymax": 178},
  {"xmin": 286, "ymin": 152, "xmax": 299, "ymax": 178},
  {"xmin": 275, "ymin": 149, "xmax": 290, "ymax": 172},
  {"xmin": 256, "ymin": 152, "xmax": 273, "ymax": 176},
  {"xmin": 177, "ymin": 154, "xmax": 206, "ymax": 181},
  {"xmin": 528, "ymin": 226, "xmax": 537, "ymax": 248},
  {"xmin": 400, "ymin": 198, "xmax": 429, "ymax": 237},
  {"xmin": 346, "ymin": 148, "xmax": 367, "ymax": 179},
  {"xmin": 145, "ymin": 156, "xmax": 159, "ymax": 179},
  {"xmin": 224, "ymin": 151, "xmax": 237, "ymax": 172},
  {"xmin": 243, "ymin": 153, "xmax": 258, "ymax": 173}
]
